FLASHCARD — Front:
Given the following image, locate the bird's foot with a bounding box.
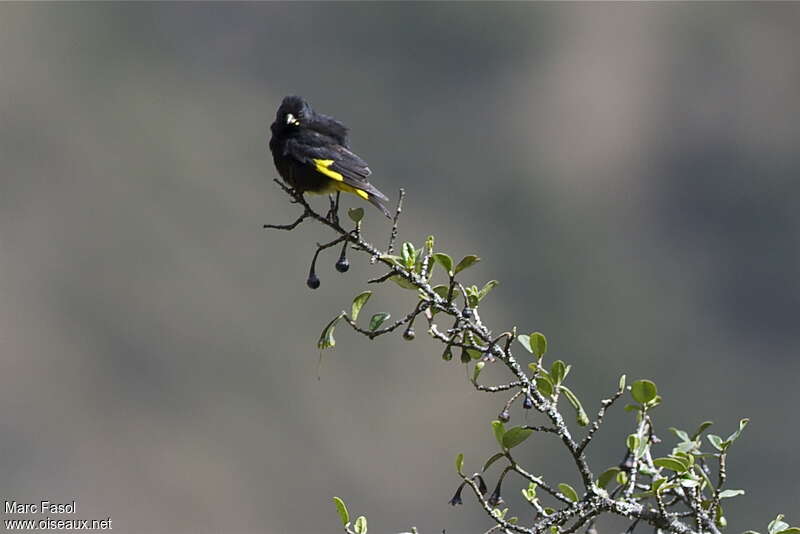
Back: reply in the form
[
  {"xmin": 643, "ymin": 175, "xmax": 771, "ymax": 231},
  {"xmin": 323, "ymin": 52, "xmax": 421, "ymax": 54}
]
[
  {"xmin": 326, "ymin": 193, "xmax": 341, "ymax": 225},
  {"xmin": 325, "ymin": 208, "xmax": 339, "ymax": 225},
  {"xmin": 288, "ymin": 189, "xmax": 303, "ymax": 203}
]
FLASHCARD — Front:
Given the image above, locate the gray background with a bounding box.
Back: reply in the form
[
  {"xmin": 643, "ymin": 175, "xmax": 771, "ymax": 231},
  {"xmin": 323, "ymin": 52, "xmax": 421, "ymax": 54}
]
[{"xmin": 1, "ymin": 3, "xmax": 799, "ymax": 533}]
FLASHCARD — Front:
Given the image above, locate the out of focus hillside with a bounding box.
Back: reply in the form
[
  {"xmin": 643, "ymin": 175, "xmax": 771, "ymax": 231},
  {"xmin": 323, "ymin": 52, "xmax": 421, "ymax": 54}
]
[{"xmin": 1, "ymin": 4, "xmax": 798, "ymax": 533}]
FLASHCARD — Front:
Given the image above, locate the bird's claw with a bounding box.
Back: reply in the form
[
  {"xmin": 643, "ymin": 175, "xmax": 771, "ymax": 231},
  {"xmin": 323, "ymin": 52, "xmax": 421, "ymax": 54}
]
[
  {"xmin": 326, "ymin": 193, "xmax": 341, "ymax": 224},
  {"xmin": 326, "ymin": 208, "xmax": 340, "ymax": 225}
]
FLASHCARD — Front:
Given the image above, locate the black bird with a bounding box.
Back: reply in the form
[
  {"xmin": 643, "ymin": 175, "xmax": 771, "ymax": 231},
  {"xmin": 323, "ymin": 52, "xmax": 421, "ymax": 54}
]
[{"xmin": 269, "ymin": 96, "xmax": 391, "ymax": 218}]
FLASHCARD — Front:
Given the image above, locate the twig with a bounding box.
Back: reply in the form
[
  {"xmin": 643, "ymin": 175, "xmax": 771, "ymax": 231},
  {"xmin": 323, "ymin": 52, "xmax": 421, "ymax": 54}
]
[
  {"xmin": 386, "ymin": 188, "xmax": 405, "ymax": 255},
  {"xmin": 578, "ymin": 387, "xmax": 625, "ymax": 454},
  {"xmin": 264, "ymin": 210, "xmax": 309, "ymax": 230},
  {"xmin": 473, "ymin": 381, "xmax": 523, "ymax": 393}
]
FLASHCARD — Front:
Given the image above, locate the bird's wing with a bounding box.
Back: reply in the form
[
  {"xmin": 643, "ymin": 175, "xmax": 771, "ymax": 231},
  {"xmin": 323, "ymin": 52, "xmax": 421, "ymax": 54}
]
[
  {"xmin": 285, "ymin": 138, "xmax": 388, "ymax": 201},
  {"xmin": 308, "ymin": 114, "xmax": 350, "ymax": 146}
]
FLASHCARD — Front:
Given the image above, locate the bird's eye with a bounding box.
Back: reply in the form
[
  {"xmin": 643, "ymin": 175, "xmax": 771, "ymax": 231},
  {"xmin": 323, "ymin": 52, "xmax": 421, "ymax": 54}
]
[{"xmin": 285, "ymin": 113, "xmax": 300, "ymax": 126}]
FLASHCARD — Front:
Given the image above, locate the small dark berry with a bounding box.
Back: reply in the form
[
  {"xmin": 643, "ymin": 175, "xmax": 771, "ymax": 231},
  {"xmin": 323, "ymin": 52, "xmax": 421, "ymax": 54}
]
[
  {"xmin": 460, "ymin": 349, "xmax": 471, "ymax": 364},
  {"xmin": 487, "ymin": 490, "xmax": 504, "ymax": 507},
  {"xmin": 403, "ymin": 327, "xmax": 416, "ymax": 341},
  {"xmin": 523, "ymin": 395, "xmax": 534, "ymax": 409},
  {"xmin": 306, "ymin": 273, "xmax": 321, "ymax": 289},
  {"xmin": 335, "ymin": 258, "xmax": 350, "ymax": 272},
  {"xmin": 442, "ymin": 347, "xmax": 453, "ymax": 361},
  {"xmin": 498, "ymin": 410, "xmax": 510, "ymax": 423},
  {"xmin": 449, "ymin": 483, "xmax": 465, "ymax": 506},
  {"xmin": 462, "ymin": 307, "xmax": 473, "ymax": 319}
]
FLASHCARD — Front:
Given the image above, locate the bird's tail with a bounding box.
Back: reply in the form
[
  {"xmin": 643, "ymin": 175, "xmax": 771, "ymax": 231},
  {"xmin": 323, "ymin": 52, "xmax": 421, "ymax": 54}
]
[{"xmin": 368, "ymin": 194, "xmax": 392, "ymax": 219}]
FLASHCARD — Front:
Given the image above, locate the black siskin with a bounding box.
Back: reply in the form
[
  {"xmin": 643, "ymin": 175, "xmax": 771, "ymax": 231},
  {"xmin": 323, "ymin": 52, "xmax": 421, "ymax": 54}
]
[{"xmin": 269, "ymin": 96, "xmax": 391, "ymax": 218}]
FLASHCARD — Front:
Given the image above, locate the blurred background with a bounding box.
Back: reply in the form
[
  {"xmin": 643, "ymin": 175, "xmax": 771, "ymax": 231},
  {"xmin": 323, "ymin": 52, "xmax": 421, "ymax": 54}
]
[{"xmin": 1, "ymin": 3, "xmax": 799, "ymax": 533}]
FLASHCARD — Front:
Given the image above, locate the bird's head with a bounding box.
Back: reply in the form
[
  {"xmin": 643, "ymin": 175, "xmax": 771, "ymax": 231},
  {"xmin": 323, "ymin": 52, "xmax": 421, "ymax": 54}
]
[{"xmin": 274, "ymin": 95, "xmax": 313, "ymax": 132}]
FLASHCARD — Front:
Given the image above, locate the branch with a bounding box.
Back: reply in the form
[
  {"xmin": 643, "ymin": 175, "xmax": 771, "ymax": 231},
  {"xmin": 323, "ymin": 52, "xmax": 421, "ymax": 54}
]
[{"xmin": 264, "ymin": 179, "xmax": 750, "ymax": 534}]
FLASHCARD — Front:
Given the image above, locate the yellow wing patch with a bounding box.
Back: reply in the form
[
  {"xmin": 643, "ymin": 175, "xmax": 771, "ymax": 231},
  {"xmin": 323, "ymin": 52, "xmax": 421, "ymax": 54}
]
[
  {"xmin": 313, "ymin": 159, "xmax": 344, "ymax": 181},
  {"xmin": 312, "ymin": 158, "xmax": 368, "ymax": 200},
  {"xmin": 334, "ymin": 182, "xmax": 369, "ymax": 200}
]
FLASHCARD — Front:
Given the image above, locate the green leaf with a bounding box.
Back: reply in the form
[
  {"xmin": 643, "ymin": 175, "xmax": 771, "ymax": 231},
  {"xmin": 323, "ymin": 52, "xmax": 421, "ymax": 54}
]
[
  {"xmin": 726, "ymin": 418, "xmax": 749, "ymax": 444},
  {"xmin": 472, "ymin": 361, "xmax": 485, "ymax": 382},
  {"xmin": 425, "ymin": 235, "xmax": 435, "ymax": 253},
  {"xmin": 401, "ymin": 242, "xmax": 416, "ymax": 268},
  {"xmin": 354, "ymin": 515, "xmax": 367, "ymax": 534},
  {"xmin": 631, "ymin": 379, "xmax": 657, "ymax": 404},
  {"xmin": 618, "ymin": 374, "xmax": 626, "ymax": 392},
  {"xmin": 654, "ymin": 457, "xmax": 689, "ymax": 473},
  {"xmin": 558, "ymin": 483, "xmax": 579, "ymax": 502},
  {"xmin": 669, "ymin": 427, "xmax": 691, "ymax": 443},
  {"xmin": 477, "ymin": 280, "xmax": 499, "ymax": 300},
  {"xmin": 651, "ymin": 477, "xmax": 669, "ymax": 492},
  {"xmin": 455, "ymin": 453, "xmax": 464, "ymax": 475},
  {"xmin": 491, "ymin": 420, "xmax": 506, "ymax": 447},
  {"xmin": 333, "ymin": 497, "xmax": 349, "ymax": 526},
  {"xmin": 559, "ymin": 386, "xmax": 588, "ymax": 426},
  {"xmin": 521, "ymin": 482, "xmax": 538, "ymax": 502},
  {"xmin": 718, "ymin": 489, "xmax": 745, "ymax": 499},
  {"xmin": 433, "ymin": 253, "xmax": 454, "ymax": 275},
  {"xmin": 707, "ymin": 434, "xmax": 724, "ymax": 451},
  {"xmin": 530, "ymin": 332, "xmax": 547, "ymax": 358},
  {"xmin": 536, "ymin": 375, "xmax": 554, "ymax": 397},
  {"xmin": 775, "ymin": 529, "xmax": 800, "ymax": 534},
  {"xmin": 550, "ymin": 360, "xmax": 567, "ymax": 385},
  {"xmin": 624, "ymin": 404, "xmax": 641, "ymax": 412},
  {"xmin": 467, "ymin": 348, "xmax": 483, "ymax": 360},
  {"xmin": 351, "ymin": 291, "xmax": 372, "ymax": 321},
  {"xmin": 369, "ymin": 312, "xmax": 391, "ymax": 331},
  {"xmin": 559, "ymin": 385, "xmax": 579, "ymax": 409},
  {"xmin": 502, "ymin": 426, "xmax": 534, "ymax": 449},
  {"xmin": 390, "ymin": 274, "xmax": 419, "ymax": 290},
  {"xmin": 679, "ymin": 476, "xmax": 700, "ymax": 488},
  {"xmin": 627, "ymin": 434, "xmax": 641, "ymax": 453},
  {"xmin": 379, "ymin": 254, "xmax": 404, "ymax": 267},
  {"xmin": 318, "ymin": 314, "xmax": 344, "ymax": 350},
  {"xmin": 597, "ymin": 467, "xmax": 621, "ymax": 489},
  {"xmin": 694, "ymin": 463, "xmax": 714, "ymax": 490},
  {"xmin": 431, "ymin": 284, "xmax": 450, "ymax": 300},
  {"xmin": 769, "ymin": 516, "xmax": 789, "ymax": 534},
  {"xmin": 483, "ymin": 452, "xmax": 506, "ymax": 472},
  {"xmin": 517, "ymin": 334, "xmax": 532, "ymax": 353},
  {"xmin": 454, "ymin": 255, "xmax": 480, "ymax": 274},
  {"xmin": 347, "ymin": 207, "xmax": 364, "ymax": 223},
  {"xmin": 673, "ymin": 451, "xmax": 694, "ymax": 466},
  {"xmin": 691, "ymin": 421, "xmax": 714, "ymax": 440},
  {"xmin": 576, "ymin": 409, "xmax": 589, "ymax": 426}
]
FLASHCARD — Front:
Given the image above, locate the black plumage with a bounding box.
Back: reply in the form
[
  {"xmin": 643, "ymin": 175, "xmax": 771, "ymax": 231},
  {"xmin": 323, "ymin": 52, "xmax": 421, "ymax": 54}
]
[{"xmin": 269, "ymin": 96, "xmax": 390, "ymax": 217}]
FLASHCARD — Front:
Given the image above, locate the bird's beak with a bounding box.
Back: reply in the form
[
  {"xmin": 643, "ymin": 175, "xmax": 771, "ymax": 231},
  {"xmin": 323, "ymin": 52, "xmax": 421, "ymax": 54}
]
[{"xmin": 286, "ymin": 113, "xmax": 299, "ymax": 126}]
